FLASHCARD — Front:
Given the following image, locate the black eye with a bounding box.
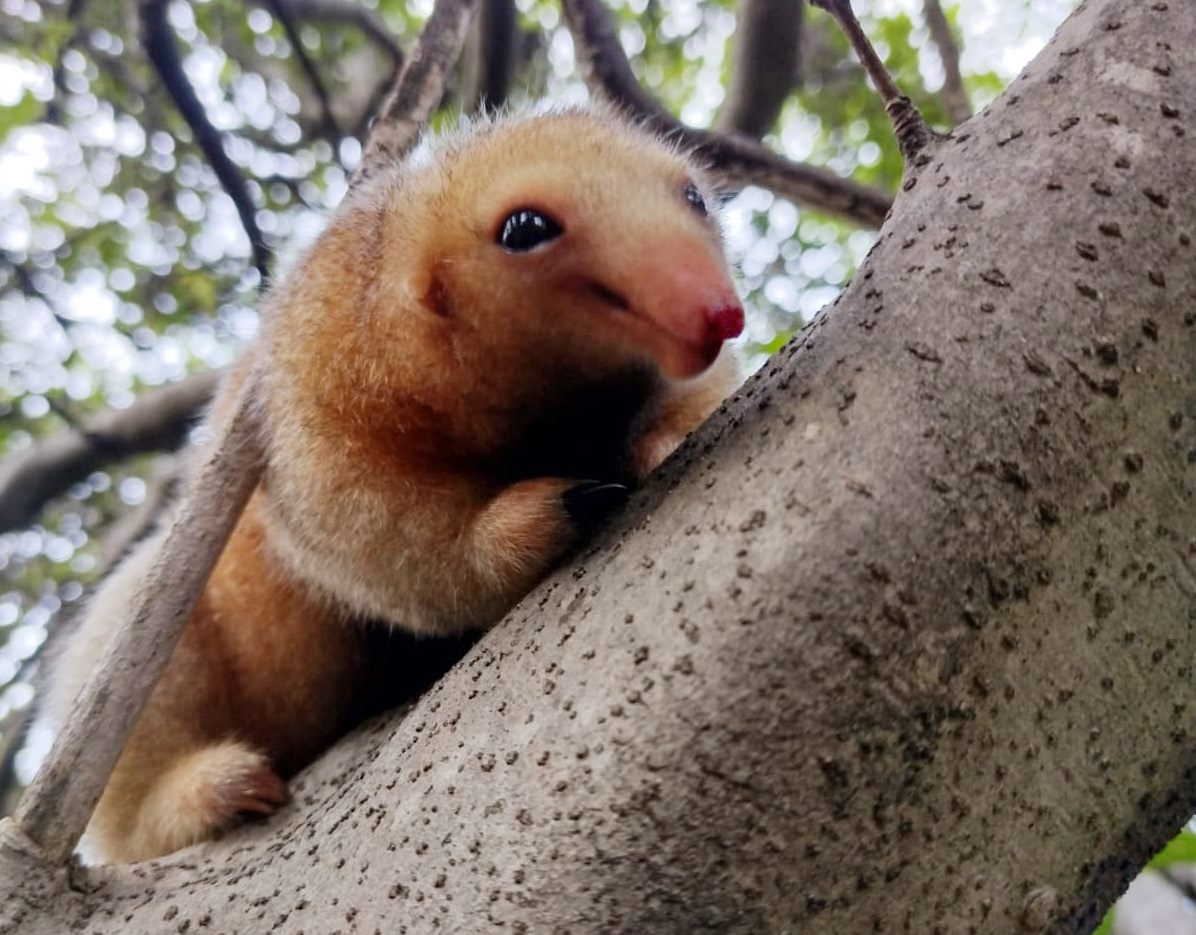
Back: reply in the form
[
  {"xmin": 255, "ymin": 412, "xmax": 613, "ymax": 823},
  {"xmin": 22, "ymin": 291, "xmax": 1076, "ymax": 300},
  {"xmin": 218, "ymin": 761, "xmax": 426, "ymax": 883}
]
[
  {"xmin": 683, "ymin": 182, "xmax": 707, "ymax": 216},
  {"xmin": 497, "ymin": 208, "xmax": 563, "ymax": 252}
]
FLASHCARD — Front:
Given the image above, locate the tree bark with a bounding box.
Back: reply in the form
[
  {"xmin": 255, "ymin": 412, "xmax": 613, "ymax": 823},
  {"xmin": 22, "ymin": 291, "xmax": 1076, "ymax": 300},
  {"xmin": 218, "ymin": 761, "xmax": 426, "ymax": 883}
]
[
  {"xmin": 3, "ymin": 0, "xmax": 1193, "ymax": 931},
  {"xmin": 715, "ymin": 0, "xmax": 802, "ymax": 138}
]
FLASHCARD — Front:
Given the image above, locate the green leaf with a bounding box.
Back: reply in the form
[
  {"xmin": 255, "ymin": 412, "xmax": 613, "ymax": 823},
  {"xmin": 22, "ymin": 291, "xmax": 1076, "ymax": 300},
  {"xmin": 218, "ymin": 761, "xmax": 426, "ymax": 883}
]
[
  {"xmin": 0, "ymin": 92, "xmax": 40, "ymax": 146},
  {"xmin": 1146, "ymin": 828, "xmax": 1196, "ymax": 870}
]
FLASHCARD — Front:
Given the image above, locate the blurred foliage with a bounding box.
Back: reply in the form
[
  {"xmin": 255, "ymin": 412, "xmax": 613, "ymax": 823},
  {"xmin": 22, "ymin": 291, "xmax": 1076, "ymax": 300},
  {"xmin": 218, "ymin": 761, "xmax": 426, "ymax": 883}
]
[
  {"xmin": 0, "ymin": 0, "xmax": 1072, "ymax": 829},
  {"xmin": 1093, "ymin": 826, "xmax": 1196, "ymax": 933},
  {"xmin": 1148, "ymin": 828, "xmax": 1196, "ymax": 870}
]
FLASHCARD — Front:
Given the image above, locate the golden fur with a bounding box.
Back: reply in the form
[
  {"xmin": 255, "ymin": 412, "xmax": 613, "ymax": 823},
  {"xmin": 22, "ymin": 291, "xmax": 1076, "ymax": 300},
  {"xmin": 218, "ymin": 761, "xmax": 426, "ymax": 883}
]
[{"xmin": 45, "ymin": 109, "xmax": 743, "ymax": 862}]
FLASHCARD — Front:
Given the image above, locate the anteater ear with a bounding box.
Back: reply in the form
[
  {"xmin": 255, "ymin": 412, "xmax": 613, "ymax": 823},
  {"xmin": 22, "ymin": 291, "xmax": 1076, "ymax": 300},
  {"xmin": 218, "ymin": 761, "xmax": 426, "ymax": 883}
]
[{"xmin": 408, "ymin": 258, "xmax": 454, "ymax": 318}]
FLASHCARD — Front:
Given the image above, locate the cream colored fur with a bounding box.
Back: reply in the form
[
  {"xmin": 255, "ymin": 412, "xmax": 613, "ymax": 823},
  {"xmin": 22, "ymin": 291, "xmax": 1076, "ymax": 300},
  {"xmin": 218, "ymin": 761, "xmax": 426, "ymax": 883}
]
[{"xmin": 44, "ymin": 108, "xmax": 744, "ymax": 863}]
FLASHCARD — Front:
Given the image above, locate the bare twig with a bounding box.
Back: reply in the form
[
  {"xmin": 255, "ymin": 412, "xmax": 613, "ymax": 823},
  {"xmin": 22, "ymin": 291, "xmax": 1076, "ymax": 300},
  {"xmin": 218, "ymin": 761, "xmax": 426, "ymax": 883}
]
[
  {"xmin": 278, "ymin": 0, "xmax": 406, "ymax": 139},
  {"xmin": 281, "ymin": 0, "xmax": 403, "ymax": 65},
  {"xmin": 922, "ymin": 0, "xmax": 971, "ymax": 125},
  {"xmin": 808, "ymin": 0, "xmax": 937, "ymax": 160},
  {"xmin": 561, "ymin": 0, "xmax": 892, "ymax": 227},
  {"xmin": 464, "ymin": 0, "xmax": 518, "ymax": 113},
  {"xmin": 139, "ymin": 0, "xmax": 272, "ymax": 280},
  {"xmin": 0, "ymin": 689, "xmax": 34, "ymax": 817},
  {"xmin": 266, "ymin": 0, "xmax": 345, "ymax": 142},
  {"xmin": 1161, "ymin": 867, "xmax": 1196, "ymax": 904},
  {"xmin": 353, "ymin": 0, "xmax": 481, "ymax": 185},
  {"xmin": 0, "ymin": 371, "xmax": 219, "ymax": 535},
  {"xmin": 715, "ymin": 0, "xmax": 802, "ymax": 138},
  {"xmin": 98, "ymin": 458, "xmax": 181, "ymax": 572},
  {"xmin": 9, "ymin": 377, "xmax": 264, "ymax": 863},
  {"xmin": 43, "ymin": 0, "xmax": 92, "ymax": 125}
]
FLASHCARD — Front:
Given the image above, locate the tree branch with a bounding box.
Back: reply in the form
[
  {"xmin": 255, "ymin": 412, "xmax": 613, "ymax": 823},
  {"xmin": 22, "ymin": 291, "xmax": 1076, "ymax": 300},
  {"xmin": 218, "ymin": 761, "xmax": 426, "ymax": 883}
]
[
  {"xmin": 922, "ymin": 0, "xmax": 971, "ymax": 125},
  {"xmin": 0, "ymin": 683, "xmax": 34, "ymax": 817},
  {"xmin": 463, "ymin": 0, "xmax": 518, "ymax": 113},
  {"xmin": 278, "ymin": 0, "xmax": 406, "ymax": 139},
  {"xmin": 561, "ymin": 0, "xmax": 892, "ymax": 227},
  {"xmin": 715, "ymin": 0, "xmax": 802, "ymax": 138},
  {"xmin": 10, "ymin": 377, "xmax": 264, "ymax": 863},
  {"xmin": 265, "ymin": 0, "xmax": 345, "ymax": 142},
  {"xmin": 139, "ymin": 0, "xmax": 272, "ymax": 281},
  {"xmin": 97, "ymin": 457, "xmax": 181, "ymax": 572},
  {"xmin": 281, "ymin": 0, "xmax": 404, "ymax": 66},
  {"xmin": 0, "ymin": 371, "xmax": 218, "ymax": 535},
  {"xmin": 809, "ymin": 0, "xmax": 936, "ymax": 161},
  {"xmin": 353, "ymin": 0, "xmax": 481, "ymax": 183}
]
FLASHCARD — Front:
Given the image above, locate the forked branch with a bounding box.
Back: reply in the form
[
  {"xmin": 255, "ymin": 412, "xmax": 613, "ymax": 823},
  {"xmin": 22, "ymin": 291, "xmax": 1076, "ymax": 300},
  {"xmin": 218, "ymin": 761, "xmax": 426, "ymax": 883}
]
[
  {"xmin": 266, "ymin": 0, "xmax": 345, "ymax": 142},
  {"xmin": 280, "ymin": 0, "xmax": 404, "ymax": 66},
  {"xmin": 561, "ymin": 0, "xmax": 892, "ymax": 227}
]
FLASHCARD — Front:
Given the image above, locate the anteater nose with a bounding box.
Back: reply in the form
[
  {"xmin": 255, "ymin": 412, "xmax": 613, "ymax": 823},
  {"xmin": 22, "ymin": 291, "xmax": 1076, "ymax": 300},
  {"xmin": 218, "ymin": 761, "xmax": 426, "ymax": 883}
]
[{"xmin": 707, "ymin": 303, "xmax": 745, "ymax": 343}]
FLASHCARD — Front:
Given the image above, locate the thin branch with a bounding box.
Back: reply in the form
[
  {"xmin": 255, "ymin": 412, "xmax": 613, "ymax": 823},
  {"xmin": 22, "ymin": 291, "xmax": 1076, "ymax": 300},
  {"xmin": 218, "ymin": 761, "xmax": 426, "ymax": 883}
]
[
  {"xmin": 139, "ymin": 0, "xmax": 272, "ymax": 281},
  {"xmin": 43, "ymin": 0, "xmax": 92, "ymax": 125},
  {"xmin": 277, "ymin": 0, "xmax": 407, "ymax": 140},
  {"xmin": 353, "ymin": 0, "xmax": 482, "ymax": 185},
  {"xmin": 561, "ymin": 0, "xmax": 892, "ymax": 228},
  {"xmin": 1160, "ymin": 867, "xmax": 1196, "ymax": 903},
  {"xmin": 715, "ymin": 0, "xmax": 803, "ymax": 138},
  {"xmin": 0, "ymin": 371, "xmax": 219, "ymax": 535},
  {"xmin": 464, "ymin": 0, "xmax": 518, "ymax": 113},
  {"xmin": 808, "ymin": 0, "xmax": 936, "ymax": 161},
  {"xmin": 97, "ymin": 457, "xmax": 181, "ymax": 572},
  {"xmin": 265, "ymin": 0, "xmax": 345, "ymax": 142},
  {"xmin": 9, "ymin": 376, "xmax": 264, "ymax": 863},
  {"xmin": 0, "ymin": 685, "xmax": 34, "ymax": 817},
  {"xmin": 281, "ymin": 0, "xmax": 403, "ymax": 66},
  {"xmin": 922, "ymin": 0, "xmax": 971, "ymax": 125}
]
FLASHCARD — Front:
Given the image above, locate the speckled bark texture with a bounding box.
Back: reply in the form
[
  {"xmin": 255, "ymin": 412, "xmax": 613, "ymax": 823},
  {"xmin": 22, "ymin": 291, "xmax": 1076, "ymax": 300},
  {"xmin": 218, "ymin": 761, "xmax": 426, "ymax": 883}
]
[{"xmin": 4, "ymin": 0, "xmax": 1193, "ymax": 931}]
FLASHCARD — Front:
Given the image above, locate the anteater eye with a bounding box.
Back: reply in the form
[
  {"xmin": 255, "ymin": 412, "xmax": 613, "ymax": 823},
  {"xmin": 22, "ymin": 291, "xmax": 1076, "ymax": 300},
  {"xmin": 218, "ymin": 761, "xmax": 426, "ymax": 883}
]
[
  {"xmin": 683, "ymin": 182, "xmax": 707, "ymax": 216},
  {"xmin": 497, "ymin": 209, "xmax": 564, "ymax": 252}
]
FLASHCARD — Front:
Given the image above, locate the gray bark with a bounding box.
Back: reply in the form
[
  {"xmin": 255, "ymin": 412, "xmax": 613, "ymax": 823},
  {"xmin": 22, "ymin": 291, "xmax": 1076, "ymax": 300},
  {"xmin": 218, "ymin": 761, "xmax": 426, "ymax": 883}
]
[
  {"xmin": 715, "ymin": 0, "xmax": 802, "ymax": 137},
  {"xmin": 3, "ymin": 0, "xmax": 1194, "ymax": 931}
]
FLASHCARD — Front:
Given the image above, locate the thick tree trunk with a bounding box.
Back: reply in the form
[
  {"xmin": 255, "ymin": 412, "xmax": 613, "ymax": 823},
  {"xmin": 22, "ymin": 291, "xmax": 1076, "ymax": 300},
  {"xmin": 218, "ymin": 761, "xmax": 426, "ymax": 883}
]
[{"xmin": 3, "ymin": 0, "xmax": 1193, "ymax": 931}]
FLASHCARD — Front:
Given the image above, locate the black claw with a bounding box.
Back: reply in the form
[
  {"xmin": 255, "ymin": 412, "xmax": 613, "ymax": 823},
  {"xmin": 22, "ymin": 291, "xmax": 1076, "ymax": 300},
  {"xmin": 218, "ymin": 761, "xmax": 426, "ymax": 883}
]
[{"xmin": 562, "ymin": 481, "xmax": 629, "ymax": 531}]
